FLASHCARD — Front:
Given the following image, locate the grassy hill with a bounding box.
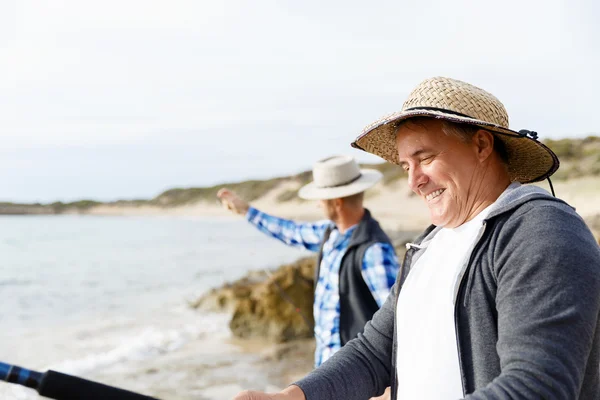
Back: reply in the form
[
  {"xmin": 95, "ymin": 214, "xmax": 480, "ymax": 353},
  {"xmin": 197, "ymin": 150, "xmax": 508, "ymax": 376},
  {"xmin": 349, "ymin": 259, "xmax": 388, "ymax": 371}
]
[
  {"xmin": 543, "ymin": 136, "xmax": 600, "ymax": 179},
  {"xmin": 184, "ymin": 136, "xmax": 600, "ymax": 205},
  {"xmin": 1, "ymin": 136, "xmax": 599, "ymax": 214}
]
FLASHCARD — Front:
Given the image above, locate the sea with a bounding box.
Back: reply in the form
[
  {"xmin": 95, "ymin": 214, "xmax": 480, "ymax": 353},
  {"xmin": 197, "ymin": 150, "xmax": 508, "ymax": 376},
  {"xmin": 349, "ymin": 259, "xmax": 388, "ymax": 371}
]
[{"xmin": 0, "ymin": 215, "xmax": 312, "ymax": 399}]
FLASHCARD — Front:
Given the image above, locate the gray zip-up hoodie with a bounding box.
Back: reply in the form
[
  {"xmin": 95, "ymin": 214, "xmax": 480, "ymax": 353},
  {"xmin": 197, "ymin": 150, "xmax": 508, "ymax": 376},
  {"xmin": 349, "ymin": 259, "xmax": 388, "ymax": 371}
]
[{"xmin": 295, "ymin": 184, "xmax": 600, "ymax": 399}]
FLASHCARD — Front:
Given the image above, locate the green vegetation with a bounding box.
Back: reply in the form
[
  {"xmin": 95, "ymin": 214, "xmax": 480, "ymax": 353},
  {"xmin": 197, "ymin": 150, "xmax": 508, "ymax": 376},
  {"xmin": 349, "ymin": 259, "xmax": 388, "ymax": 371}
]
[
  {"xmin": 49, "ymin": 200, "xmax": 102, "ymax": 213},
  {"xmin": 0, "ymin": 200, "xmax": 103, "ymax": 214},
  {"xmin": 544, "ymin": 136, "xmax": 600, "ymax": 180},
  {"xmin": 360, "ymin": 135, "xmax": 600, "ymax": 185},
  {"xmin": 150, "ymin": 177, "xmax": 287, "ymax": 207},
  {"xmin": 245, "ymin": 135, "xmax": 600, "ymax": 201},
  {"xmin": 2, "ymin": 136, "xmax": 598, "ymax": 214}
]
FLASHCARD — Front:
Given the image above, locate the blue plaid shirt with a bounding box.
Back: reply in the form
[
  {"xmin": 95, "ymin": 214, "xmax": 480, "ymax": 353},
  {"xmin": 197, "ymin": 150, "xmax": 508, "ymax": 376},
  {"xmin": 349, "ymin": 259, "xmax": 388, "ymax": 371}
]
[{"xmin": 246, "ymin": 207, "xmax": 399, "ymax": 367}]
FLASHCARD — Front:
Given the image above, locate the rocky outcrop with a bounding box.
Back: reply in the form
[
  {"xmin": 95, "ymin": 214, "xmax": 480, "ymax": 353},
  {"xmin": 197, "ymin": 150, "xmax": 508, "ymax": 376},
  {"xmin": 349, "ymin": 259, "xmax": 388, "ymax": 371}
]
[
  {"xmin": 191, "ymin": 240, "xmax": 410, "ymax": 343},
  {"xmin": 191, "ymin": 256, "xmax": 316, "ymax": 343},
  {"xmin": 229, "ymin": 257, "xmax": 316, "ymax": 342},
  {"xmin": 189, "ymin": 270, "xmax": 267, "ymax": 313}
]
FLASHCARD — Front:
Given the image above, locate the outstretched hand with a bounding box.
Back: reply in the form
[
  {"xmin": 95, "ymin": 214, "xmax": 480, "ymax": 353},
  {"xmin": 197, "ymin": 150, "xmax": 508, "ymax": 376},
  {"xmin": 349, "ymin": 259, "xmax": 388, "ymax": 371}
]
[
  {"xmin": 232, "ymin": 385, "xmax": 306, "ymax": 400},
  {"xmin": 232, "ymin": 390, "xmax": 277, "ymax": 400},
  {"xmin": 217, "ymin": 188, "xmax": 250, "ymax": 216}
]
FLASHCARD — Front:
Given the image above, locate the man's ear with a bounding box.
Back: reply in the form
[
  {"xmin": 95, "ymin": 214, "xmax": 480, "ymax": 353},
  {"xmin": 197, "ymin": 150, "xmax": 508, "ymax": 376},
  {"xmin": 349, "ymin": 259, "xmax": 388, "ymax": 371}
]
[
  {"xmin": 473, "ymin": 129, "xmax": 495, "ymax": 162},
  {"xmin": 333, "ymin": 198, "xmax": 344, "ymax": 210}
]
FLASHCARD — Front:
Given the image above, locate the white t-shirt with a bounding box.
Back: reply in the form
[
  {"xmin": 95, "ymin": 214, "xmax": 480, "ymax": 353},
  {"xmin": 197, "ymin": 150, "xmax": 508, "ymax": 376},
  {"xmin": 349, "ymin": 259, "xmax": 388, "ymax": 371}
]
[{"xmin": 395, "ymin": 205, "xmax": 493, "ymax": 399}]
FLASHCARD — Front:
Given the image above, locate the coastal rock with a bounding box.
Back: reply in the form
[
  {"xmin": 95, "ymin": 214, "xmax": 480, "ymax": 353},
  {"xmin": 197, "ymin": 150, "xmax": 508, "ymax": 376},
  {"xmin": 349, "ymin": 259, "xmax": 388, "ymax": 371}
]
[
  {"xmin": 192, "ymin": 240, "xmax": 410, "ymax": 342},
  {"xmin": 229, "ymin": 257, "xmax": 316, "ymax": 342},
  {"xmin": 190, "ymin": 270, "xmax": 266, "ymax": 313},
  {"xmin": 190, "ymin": 256, "xmax": 317, "ymax": 342}
]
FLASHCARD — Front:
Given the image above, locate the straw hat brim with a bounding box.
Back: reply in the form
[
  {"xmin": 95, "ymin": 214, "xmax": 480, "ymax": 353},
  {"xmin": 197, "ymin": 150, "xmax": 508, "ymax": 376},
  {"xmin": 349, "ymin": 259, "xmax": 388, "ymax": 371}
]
[
  {"xmin": 351, "ymin": 109, "xmax": 559, "ymax": 184},
  {"xmin": 298, "ymin": 169, "xmax": 382, "ymax": 200}
]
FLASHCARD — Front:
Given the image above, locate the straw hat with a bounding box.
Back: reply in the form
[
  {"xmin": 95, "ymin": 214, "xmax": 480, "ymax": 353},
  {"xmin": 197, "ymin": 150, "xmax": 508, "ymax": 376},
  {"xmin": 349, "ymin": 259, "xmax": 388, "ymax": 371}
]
[
  {"xmin": 351, "ymin": 77, "xmax": 559, "ymax": 183},
  {"xmin": 298, "ymin": 155, "xmax": 382, "ymax": 200}
]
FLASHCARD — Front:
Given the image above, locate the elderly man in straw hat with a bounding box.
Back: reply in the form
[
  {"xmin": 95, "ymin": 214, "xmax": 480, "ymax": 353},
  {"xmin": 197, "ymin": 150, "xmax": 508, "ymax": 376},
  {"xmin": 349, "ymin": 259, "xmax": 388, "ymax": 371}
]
[
  {"xmin": 233, "ymin": 77, "xmax": 600, "ymax": 400},
  {"xmin": 217, "ymin": 156, "xmax": 399, "ymax": 370}
]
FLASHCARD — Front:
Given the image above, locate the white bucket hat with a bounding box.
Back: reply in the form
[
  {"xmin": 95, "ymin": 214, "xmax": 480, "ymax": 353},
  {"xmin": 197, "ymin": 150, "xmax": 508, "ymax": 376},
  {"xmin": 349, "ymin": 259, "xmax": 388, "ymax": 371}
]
[{"xmin": 298, "ymin": 155, "xmax": 382, "ymax": 200}]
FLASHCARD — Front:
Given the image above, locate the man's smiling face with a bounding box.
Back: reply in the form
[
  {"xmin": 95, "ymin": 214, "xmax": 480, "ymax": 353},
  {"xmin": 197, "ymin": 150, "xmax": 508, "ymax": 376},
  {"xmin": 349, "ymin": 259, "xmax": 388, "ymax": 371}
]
[{"xmin": 396, "ymin": 119, "xmax": 488, "ymax": 228}]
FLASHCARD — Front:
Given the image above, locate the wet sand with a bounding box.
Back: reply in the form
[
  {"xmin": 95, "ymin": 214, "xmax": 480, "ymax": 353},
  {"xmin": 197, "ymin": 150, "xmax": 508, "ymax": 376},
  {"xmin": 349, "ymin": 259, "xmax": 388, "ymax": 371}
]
[{"xmin": 89, "ymin": 330, "xmax": 314, "ymax": 400}]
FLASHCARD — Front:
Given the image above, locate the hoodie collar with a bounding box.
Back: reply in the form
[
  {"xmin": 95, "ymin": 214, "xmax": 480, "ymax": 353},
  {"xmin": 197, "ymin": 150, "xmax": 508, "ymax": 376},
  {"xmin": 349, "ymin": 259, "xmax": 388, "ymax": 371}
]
[{"xmin": 408, "ymin": 182, "xmax": 569, "ymax": 248}]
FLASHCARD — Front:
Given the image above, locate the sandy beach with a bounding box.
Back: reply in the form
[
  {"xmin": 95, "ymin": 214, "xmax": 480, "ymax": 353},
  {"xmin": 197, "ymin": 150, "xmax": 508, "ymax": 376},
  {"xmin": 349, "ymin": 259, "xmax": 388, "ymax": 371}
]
[
  {"xmin": 83, "ymin": 176, "xmax": 600, "ymax": 234},
  {"xmin": 89, "ymin": 335, "xmax": 314, "ymax": 400}
]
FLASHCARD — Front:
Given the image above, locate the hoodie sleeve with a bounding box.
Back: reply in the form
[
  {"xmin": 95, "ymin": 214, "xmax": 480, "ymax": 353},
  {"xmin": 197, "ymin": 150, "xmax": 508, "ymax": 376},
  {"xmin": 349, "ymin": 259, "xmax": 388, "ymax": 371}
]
[{"xmin": 465, "ymin": 202, "xmax": 600, "ymax": 400}]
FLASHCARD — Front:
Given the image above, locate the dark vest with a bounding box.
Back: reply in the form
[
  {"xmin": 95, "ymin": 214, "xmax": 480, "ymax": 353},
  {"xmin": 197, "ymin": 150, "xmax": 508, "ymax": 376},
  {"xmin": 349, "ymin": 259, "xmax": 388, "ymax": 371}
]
[{"xmin": 315, "ymin": 209, "xmax": 393, "ymax": 345}]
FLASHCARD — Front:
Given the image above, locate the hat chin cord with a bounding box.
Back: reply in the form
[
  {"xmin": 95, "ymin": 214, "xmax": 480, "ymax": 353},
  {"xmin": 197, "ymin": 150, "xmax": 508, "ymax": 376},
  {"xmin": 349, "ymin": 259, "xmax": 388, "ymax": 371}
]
[
  {"xmin": 547, "ymin": 177, "xmax": 556, "ymax": 197},
  {"xmin": 517, "ymin": 130, "xmax": 556, "ymax": 198}
]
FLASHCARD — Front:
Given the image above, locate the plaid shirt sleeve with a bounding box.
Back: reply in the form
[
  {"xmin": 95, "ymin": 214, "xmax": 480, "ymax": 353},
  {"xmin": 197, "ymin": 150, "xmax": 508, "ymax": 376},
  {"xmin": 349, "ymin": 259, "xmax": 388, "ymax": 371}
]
[
  {"xmin": 361, "ymin": 242, "xmax": 400, "ymax": 307},
  {"xmin": 246, "ymin": 206, "xmax": 331, "ymax": 253}
]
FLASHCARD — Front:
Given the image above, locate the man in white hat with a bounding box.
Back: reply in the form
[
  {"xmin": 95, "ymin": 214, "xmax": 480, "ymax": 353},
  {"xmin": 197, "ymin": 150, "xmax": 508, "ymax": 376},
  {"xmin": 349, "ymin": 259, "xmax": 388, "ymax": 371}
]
[
  {"xmin": 233, "ymin": 77, "xmax": 600, "ymax": 400},
  {"xmin": 218, "ymin": 155, "xmax": 399, "ymax": 371}
]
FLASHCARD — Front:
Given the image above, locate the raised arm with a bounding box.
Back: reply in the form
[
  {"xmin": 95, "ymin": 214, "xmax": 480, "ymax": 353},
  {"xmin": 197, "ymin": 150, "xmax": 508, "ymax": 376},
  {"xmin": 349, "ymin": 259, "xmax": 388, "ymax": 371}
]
[
  {"xmin": 217, "ymin": 188, "xmax": 330, "ymax": 252},
  {"xmin": 245, "ymin": 207, "xmax": 330, "ymax": 252}
]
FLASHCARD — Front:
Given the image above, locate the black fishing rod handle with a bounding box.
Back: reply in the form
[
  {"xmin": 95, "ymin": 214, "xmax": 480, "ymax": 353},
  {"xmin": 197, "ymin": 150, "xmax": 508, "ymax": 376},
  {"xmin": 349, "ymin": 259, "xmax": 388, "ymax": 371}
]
[{"xmin": 38, "ymin": 370, "xmax": 160, "ymax": 400}]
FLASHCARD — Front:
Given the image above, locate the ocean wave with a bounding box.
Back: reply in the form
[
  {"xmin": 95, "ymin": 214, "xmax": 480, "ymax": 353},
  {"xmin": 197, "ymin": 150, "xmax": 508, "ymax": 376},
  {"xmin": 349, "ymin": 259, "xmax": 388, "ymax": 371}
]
[{"xmin": 45, "ymin": 312, "xmax": 230, "ymax": 377}]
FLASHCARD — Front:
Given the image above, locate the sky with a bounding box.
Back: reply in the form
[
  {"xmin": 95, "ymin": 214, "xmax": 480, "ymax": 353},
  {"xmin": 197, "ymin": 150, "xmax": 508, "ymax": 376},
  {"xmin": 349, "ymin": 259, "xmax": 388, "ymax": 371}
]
[{"xmin": 1, "ymin": 0, "xmax": 599, "ymax": 203}]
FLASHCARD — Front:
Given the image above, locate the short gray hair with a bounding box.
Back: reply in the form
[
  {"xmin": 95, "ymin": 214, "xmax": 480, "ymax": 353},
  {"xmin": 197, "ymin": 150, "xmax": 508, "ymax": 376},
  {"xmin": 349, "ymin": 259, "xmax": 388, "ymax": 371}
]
[{"xmin": 397, "ymin": 118, "xmax": 509, "ymax": 164}]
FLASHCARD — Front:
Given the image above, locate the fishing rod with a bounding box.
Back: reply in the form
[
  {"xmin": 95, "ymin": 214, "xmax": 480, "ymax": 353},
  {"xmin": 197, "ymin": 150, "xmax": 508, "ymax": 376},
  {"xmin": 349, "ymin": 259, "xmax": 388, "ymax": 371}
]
[{"xmin": 1, "ymin": 361, "xmax": 159, "ymax": 400}]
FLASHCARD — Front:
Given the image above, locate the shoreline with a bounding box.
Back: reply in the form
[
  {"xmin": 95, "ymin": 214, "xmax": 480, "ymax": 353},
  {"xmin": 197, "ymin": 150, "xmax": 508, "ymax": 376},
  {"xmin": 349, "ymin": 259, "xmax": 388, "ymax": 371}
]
[
  {"xmin": 86, "ymin": 331, "xmax": 315, "ymax": 400},
  {"xmin": 3, "ymin": 175, "xmax": 600, "ymax": 233}
]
